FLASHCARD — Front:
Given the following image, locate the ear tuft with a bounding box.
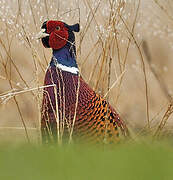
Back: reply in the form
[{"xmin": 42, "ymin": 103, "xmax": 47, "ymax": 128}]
[
  {"xmin": 65, "ymin": 23, "xmax": 80, "ymax": 32},
  {"xmin": 72, "ymin": 23, "xmax": 80, "ymax": 32}
]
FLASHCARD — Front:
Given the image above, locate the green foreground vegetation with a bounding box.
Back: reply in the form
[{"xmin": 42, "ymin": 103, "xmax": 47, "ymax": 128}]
[{"xmin": 0, "ymin": 141, "xmax": 173, "ymax": 180}]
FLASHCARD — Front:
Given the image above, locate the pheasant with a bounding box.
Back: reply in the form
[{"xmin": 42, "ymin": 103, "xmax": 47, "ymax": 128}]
[{"xmin": 38, "ymin": 20, "xmax": 128, "ymax": 144}]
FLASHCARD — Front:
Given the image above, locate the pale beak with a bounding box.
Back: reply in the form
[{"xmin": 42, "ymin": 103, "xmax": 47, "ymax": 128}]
[{"xmin": 36, "ymin": 29, "xmax": 49, "ymax": 39}]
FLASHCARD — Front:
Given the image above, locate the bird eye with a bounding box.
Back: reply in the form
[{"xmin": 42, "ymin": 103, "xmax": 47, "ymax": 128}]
[{"xmin": 56, "ymin": 26, "xmax": 60, "ymax": 31}]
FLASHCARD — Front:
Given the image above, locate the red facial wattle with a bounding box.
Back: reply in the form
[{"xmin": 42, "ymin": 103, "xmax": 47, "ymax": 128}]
[{"xmin": 46, "ymin": 20, "xmax": 69, "ymax": 50}]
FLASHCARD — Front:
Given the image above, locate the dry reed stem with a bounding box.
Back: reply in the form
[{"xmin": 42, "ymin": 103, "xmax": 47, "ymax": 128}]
[
  {"xmin": 81, "ymin": 40, "xmax": 100, "ymax": 68},
  {"xmin": 142, "ymin": 40, "xmax": 173, "ymax": 137},
  {"xmin": 104, "ymin": 70, "xmax": 126, "ymax": 98},
  {"xmin": 142, "ymin": 40, "xmax": 172, "ymax": 102},
  {"xmin": 120, "ymin": 8, "xmax": 150, "ymax": 130},
  {"xmin": 28, "ymin": 0, "xmax": 38, "ymax": 30},
  {"xmin": 88, "ymin": 52, "xmax": 102, "ymax": 84},
  {"xmin": 4, "ymin": 62, "xmax": 30, "ymax": 143},
  {"xmin": 79, "ymin": 0, "xmax": 102, "ymax": 46},
  {"xmin": 115, "ymin": 0, "xmax": 140, "ymax": 105},
  {"xmin": 92, "ymin": 1, "xmax": 123, "ymax": 93},
  {"xmin": 133, "ymin": 102, "xmax": 169, "ymax": 138},
  {"xmin": 21, "ymin": 25, "xmax": 46, "ymax": 72},
  {"xmin": 0, "ymin": 127, "xmax": 37, "ymax": 130},
  {"xmin": 0, "ymin": 84, "xmax": 55, "ymax": 102},
  {"xmin": 153, "ymin": 0, "xmax": 173, "ymax": 22},
  {"xmin": 44, "ymin": 0, "xmax": 49, "ymax": 19},
  {"xmin": 154, "ymin": 102, "xmax": 173, "ymax": 138},
  {"xmin": 53, "ymin": 83, "xmax": 61, "ymax": 144},
  {"xmin": 0, "ymin": 27, "xmax": 31, "ymax": 143},
  {"xmin": 13, "ymin": 96, "xmax": 30, "ymax": 143},
  {"xmin": 94, "ymin": 44, "xmax": 106, "ymax": 91},
  {"xmin": 0, "ymin": 37, "xmax": 33, "ymax": 94},
  {"xmin": 103, "ymin": 53, "xmax": 112, "ymax": 144},
  {"xmin": 57, "ymin": 70, "xmax": 66, "ymax": 143},
  {"xmin": 69, "ymin": 68, "xmax": 81, "ymax": 143}
]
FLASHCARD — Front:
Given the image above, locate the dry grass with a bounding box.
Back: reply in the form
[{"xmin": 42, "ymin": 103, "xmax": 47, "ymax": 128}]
[{"xmin": 0, "ymin": 0, "xmax": 173, "ymax": 144}]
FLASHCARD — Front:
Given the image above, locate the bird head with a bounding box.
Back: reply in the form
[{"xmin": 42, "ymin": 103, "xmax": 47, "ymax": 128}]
[{"xmin": 37, "ymin": 20, "xmax": 80, "ymax": 51}]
